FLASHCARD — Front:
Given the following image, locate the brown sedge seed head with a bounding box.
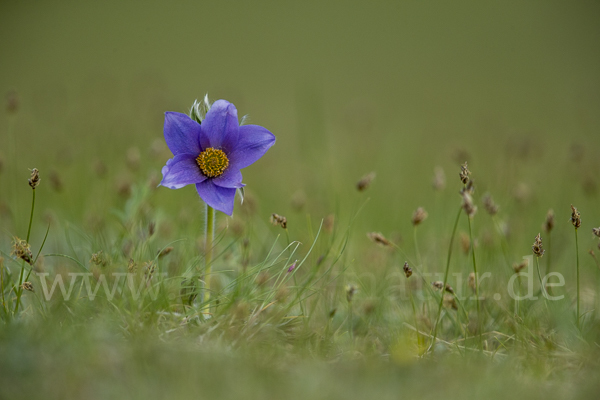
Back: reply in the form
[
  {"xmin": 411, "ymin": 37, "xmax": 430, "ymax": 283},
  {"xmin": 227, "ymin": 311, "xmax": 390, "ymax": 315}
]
[
  {"xmin": 270, "ymin": 213, "xmax": 287, "ymax": 229},
  {"xmin": 411, "ymin": 207, "xmax": 428, "ymax": 226},
  {"xmin": 532, "ymin": 233, "xmax": 545, "ymax": 257},
  {"xmin": 367, "ymin": 232, "xmax": 391, "ymax": 247},
  {"xmin": 357, "ymin": 172, "xmax": 376, "ymax": 192},
  {"xmin": 403, "ymin": 262, "xmax": 412, "ymax": 278},
  {"xmin": 28, "ymin": 168, "xmax": 40, "ymax": 189},
  {"xmin": 570, "ymin": 205, "xmax": 581, "ymax": 229}
]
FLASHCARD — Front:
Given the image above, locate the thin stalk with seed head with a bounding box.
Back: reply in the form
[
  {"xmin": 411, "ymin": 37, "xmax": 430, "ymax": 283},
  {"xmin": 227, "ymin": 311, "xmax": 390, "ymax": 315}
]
[
  {"xmin": 575, "ymin": 228, "xmax": 580, "ymax": 330},
  {"xmin": 429, "ymin": 206, "xmax": 462, "ymax": 354},
  {"xmin": 14, "ymin": 188, "xmax": 36, "ymax": 315},
  {"xmin": 546, "ymin": 231, "xmax": 552, "ymax": 277},
  {"xmin": 413, "ymin": 226, "xmax": 423, "ymax": 268},
  {"xmin": 535, "ymin": 256, "xmax": 546, "ymax": 302}
]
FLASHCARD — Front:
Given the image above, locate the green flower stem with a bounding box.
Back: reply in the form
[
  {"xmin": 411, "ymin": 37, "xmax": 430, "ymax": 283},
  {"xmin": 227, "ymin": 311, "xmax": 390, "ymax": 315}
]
[
  {"xmin": 467, "ymin": 215, "xmax": 483, "ymax": 351},
  {"xmin": 575, "ymin": 228, "xmax": 580, "ymax": 330},
  {"xmin": 429, "ymin": 205, "xmax": 462, "ymax": 354},
  {"xmin": 14, "ymin": 188, "xmax": 36, "ymax": 315},
  {"xmin": 203, "ymin": 204, "xmax": 215, "ymax": 312}
]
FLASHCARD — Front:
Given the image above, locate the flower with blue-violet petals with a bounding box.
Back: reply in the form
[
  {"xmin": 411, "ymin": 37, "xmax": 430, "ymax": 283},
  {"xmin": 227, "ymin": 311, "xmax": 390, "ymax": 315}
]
[{"xmin": 160, "ymin": 99, "xmax": 275, "ymax": 215}]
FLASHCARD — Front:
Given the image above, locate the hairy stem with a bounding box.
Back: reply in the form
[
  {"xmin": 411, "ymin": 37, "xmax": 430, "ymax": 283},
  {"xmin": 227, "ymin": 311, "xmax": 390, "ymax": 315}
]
[{"xmin": 203, "ymin": 204, "xmax": 215, "ymax": 313}]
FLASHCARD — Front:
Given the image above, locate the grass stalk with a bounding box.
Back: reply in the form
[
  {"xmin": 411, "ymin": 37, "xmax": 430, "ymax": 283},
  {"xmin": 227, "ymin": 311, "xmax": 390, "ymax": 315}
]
[
  {"xmin": 13, "ymin": 187, "xmax": 36, "ymax": 315},
  {"xmin": 575, "ymin": 228, "xmax": 580, "ymax": 330},
  {"xmin": 429, "ymin": 205, "xmax": 462, "ymax": 354},
  {"xmin": 467, "ymin": 215, "xmax": 483, "ymax": 351}
]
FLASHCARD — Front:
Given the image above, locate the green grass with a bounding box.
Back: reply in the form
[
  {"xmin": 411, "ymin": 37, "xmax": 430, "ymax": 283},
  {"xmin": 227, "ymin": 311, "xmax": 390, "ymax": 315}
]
[{"xmin": 2, "ymin": 0, "xmax": 600, "ymax": 398}]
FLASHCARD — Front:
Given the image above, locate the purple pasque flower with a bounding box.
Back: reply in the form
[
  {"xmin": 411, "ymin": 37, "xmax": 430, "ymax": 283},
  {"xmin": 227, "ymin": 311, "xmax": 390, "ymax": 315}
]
[{"xmin": 160, "ymin": 99, "xmax": 275, "ymax": 215}]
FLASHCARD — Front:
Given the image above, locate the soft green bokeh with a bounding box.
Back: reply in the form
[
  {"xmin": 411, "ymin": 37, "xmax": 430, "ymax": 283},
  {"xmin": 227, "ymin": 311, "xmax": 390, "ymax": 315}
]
[{"xmin": 1, "ymin": 1, "xmax": 600, "ymax": 399}]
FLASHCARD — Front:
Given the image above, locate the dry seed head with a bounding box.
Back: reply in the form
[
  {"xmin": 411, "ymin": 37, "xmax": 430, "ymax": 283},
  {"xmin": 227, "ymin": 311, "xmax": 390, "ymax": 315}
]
[
  {"xmin": 468, "ymin": 272, "xmax": 476, "ymax": 292},
  {"xmin": 21, "ymin": 281, "xmax": 34, "ymax": 292},
  {"xmin": 144, "ymin": 261, "xmax": 156, "ymax": 280},
  {"xmin": 443, "ymin": 294, "xmax": 458, "ymax": 310},
  {"xmin": 592, "ymin": 227, "xmax": 600, "ymax": 238},
  {"xmin": 532, "ymin": 233, "xmax": 545, "ymax": 257},
  {"xmin": 6, "ymin": 90, "xmax": 19, "ymax": 113},
  {"xmin": 432, "ymin": 281, "xmax": 454, "ymax": 294},
  {"xmin": 345, "ymin": 284, "xmax": 357, "ymax": 302},
  {"xmin": 357, "ymin": 171, "xmax": 376, "ymax": 192},
  {"xmin": 157, "ymin": 246, "xmax": 174, "ymax": 258},
  {"xmin": 148, "ymin": 221, "xmax": 156, "ymax": 237},
  {"xmin": 513, "ymin": 259, "xmax": 528, "ymax": 273},
  {"xmin": 127, "ymin": 258, "xmax": 137, "ymax": 273},
  {"xmin": 48, "ymin": 170, "xmax": 63, "ymax": 192},
  {"xmin": 11, "ymin": 237, "xmax": 33, "ymax": 265},
  {"xmin": 90, "ymin": 251, "xmax": 107, "ymax": 266},
  {"xmin": 432, "ymin": 166, "xmax": 446, "ymax": 191},
  {"xmin": 461, "ymin": 191, "xmax": 477, "ymax": 218},
  {"xmin": 323, "ymin": 214, "xmax": 335, "ymax": 234},
  {"xmin": 28, "ymin": 168, "xmax": 40, "ymax": 189},
  {"xmin": 411, "ymin": 207, "xmax": 428, "ymax": 226},
  {"xmin": 256, "ymin": 270, "xmax": 270, "ymax": 287},
  {"xmin": 570, "ymin": 205, "xmax": 581, "ymax": 229},
  {"xmin": 270, "ymin": 213, "xmax": 287, "ymax": 229},
  {"xmin": 543, "ymin": 209, "xmax": 555, "ymax": 233},
  {"xmin": 482, "ymin": 193, "xmax": 499, "ymax": 216},
  {"xmin": 460, "ymin": 232, "xmax": 471, "ymax": 255},
  {"xmin": 403, "ymin": 262, "xmax": 412, "ymax": 278},
  {"xmin": 459, "ymin": 162, "xmax": 470, "ymax": 185},
  {"xmin": 367, "ymin": 232, "xmax": 391, "ymax": 247}
]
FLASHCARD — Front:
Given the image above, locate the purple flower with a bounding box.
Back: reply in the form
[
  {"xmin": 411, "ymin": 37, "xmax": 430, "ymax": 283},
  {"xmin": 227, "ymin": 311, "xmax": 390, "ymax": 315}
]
[
  {"xmin": 159, "ymin": 100, "xmax": 275, "ymax": 215},
  {"xmin": 287, "ymin": 261, "xmax": 297, "ymax": 273}
]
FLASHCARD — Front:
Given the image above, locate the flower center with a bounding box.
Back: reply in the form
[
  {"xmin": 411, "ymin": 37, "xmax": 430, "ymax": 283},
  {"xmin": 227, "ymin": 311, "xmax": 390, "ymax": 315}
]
[{"xmin": 196, "ymin": 147, "xmax": 229, "ymax": 177}]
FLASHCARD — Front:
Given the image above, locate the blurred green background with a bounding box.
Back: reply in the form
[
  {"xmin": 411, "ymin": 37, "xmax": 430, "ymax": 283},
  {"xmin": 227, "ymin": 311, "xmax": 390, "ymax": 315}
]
[
  {"xmin": 2, "ymin": 0, "xmax": 599, "ymax": 233},
  {"xmin": 2, "ymin": 1, "xmax": 600, "ymax": 399}
]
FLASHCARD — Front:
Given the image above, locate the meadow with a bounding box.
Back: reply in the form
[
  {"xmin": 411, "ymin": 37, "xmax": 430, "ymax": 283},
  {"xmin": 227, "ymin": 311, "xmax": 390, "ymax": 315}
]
[{"xmin": 1, "ymin": 1, "xmax": 600, "ymax": 399}]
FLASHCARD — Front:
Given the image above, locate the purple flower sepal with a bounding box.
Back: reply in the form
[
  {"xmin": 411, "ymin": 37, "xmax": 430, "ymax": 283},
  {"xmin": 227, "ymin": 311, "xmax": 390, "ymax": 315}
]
[{"xmin": 159, "ymin": 100, "xmax": 275, "ymax": 215}]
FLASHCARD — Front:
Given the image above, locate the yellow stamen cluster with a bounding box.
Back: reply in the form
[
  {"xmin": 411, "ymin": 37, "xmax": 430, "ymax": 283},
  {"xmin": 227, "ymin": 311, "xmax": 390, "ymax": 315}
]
[{"xmin": 196, "ymin": 148, "xmax": 229, "ymax": 178}]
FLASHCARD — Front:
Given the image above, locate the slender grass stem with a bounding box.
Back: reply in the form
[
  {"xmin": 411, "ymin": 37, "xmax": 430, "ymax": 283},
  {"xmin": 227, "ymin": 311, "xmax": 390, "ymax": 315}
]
[
  {"xmin": 575, "ymin": 228, "xmax": 580, "ymax": 330},
  {"xmin": 467, "ymin": 215, "xmax": 482, "ymax": 351},
  {"xmin": 546, "ymin": 231, "xmax": 552, "ymax": 277},
  {"xmin": 492, "ymin": 216, "xmax": 512, "ymax": 276},
  {"xmin": 203, "ymin": 204, "xmax": 215, "ymax": 312},
  {"xmin": 535, "ymin": 256, "xmax": 545, "ymax": 299},
  {"xmin": 413, "ymin": 226, "xmax": 422, "ymax": 268},
  {"xmin": 408, "ymin": 283, "xmax": 421, "ymax": 351},
  {"xmin": 429, "ymin": 206, "xmax": 462, "ymax": 354},
  {"xmin": 14, "ymin": 188, "xmax": 36, "ymax": 315}
]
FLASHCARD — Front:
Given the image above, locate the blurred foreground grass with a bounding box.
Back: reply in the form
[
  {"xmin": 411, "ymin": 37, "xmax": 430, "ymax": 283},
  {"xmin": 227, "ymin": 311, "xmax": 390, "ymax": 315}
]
[{"xmin": 2, "ymin": 0, "xmax": 600, "ymax": 398}]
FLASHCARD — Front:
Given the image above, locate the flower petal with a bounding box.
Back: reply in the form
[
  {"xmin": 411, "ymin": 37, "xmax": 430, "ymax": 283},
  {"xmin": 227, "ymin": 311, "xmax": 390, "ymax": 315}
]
[
  {"xmin": 199, "ymin": 100, "xmax": 239, "ymax": 151},
  {"xmin": 212, "ymin": 166, "xmax": 245, "ymax": 189},
  {"xmin": 196, "ymin": 180, "xmax": 236, "ymax": 215},
  {"xmin": 164, "ymin": 112, "xmax": 201, "ymax": 156},
  {"xmin": 160, "ymin": 154, "xmax": 206, "ymax": 189},
  {"xmin": 228, "ymin": 125, "xmax": 276, "ymax": 169}
]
